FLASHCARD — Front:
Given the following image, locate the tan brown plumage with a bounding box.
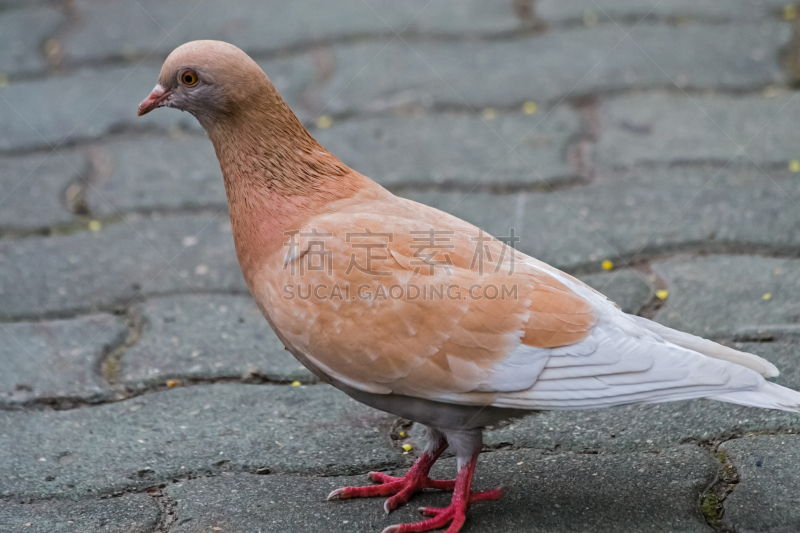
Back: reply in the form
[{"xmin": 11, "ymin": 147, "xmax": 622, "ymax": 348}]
[{"xmin": 139, "ymin": 40, "xmax": 798, "ymax": 533}]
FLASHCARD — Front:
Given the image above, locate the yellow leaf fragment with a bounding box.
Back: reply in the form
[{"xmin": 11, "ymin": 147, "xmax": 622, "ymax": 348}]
[
  {"xmin": 763, "ymin": 293, "xmax": 772, "ymax": 301},
  {"xmin": 402, "ymin": 443, "xmax": 412, "ymax": 452},
  {"xmin": 166, "ymin": 379, "xmax": 181, "ymax": 388},
  {"xmin": 291, "ymin": 380, "xmax": 301, "ymax": 386},
  {"xmin": 789, "ymin": 160, "xmax": 800, "ymax": 172},
  {"xmin": 601, "ymin": 260, "xmax": 613, "ymax": 271},
  {"xmin": 655, "ymin": 289, "xmax": 669, "ymax": 300},
  {"xmin": 88, "ymin": 220, "xmax": 101, "ymax": 231},
  {"xmin": 784, "ymin": 4, "xmax": 797, "ymax": 20},
  {"xmin": 44, "ymin": 39, "xmax": 61, "ymax": 57},
  {"xmin": 522, "ymin": 101, "xmax": 537, "ymax": 114},
  {"xmin": 316, "ymin": 115, "xmax": 332, "ymax": 129}
]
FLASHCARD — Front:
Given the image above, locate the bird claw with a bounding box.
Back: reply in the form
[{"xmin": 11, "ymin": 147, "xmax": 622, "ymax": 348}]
[
  {"xmin": 331, "ymin": 449, "xmax": 500, "ymax": 532},
  {"xmin": 326, "ymin": 467, "xmax": 454, "ymax": 512},
  {"xmin": 326, "ymin": 487, "xmax": 349, "ymax": 501},
  {"xmin": 327, "ymin": 472, "xmax": 429, "ymax": 502},
  {"xmin": 381, "ymin": 487, "xmax": 503, "ymax": 532}
]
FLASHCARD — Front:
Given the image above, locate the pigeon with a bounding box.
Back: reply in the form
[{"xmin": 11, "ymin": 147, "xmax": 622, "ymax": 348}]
[{"xmin": 139, "ymin": 40, "xmax": 800, "ymax": 533}]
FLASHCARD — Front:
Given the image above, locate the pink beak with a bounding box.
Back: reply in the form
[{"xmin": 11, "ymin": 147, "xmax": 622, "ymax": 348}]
[{"xmin": 137, "ymin": 84, "xmax": 172, "ymax": 116}]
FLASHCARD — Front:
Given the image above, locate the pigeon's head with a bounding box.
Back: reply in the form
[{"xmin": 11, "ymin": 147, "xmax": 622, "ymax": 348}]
[{"xmin": 138, "ymin": 40, "xmax": 269, "ymax": 126}]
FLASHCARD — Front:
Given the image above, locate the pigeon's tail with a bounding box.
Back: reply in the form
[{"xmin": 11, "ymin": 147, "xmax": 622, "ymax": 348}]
[
  {"xmin": 629, "ymin": 315, "xmax": 779, "ymax": 378},
  {"xmin": 710, "ymin": 381, "xmax": 800, "ymax": 413}
]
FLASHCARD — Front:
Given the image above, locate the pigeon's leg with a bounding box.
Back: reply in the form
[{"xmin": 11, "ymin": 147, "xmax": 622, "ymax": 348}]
[
  {"xmin": 382, "ymin": 429, "xmax": 502, "ymax": 533},
  {"xmin": 327, "ymin": 428, "xmax": 455, "ymax": 513}
]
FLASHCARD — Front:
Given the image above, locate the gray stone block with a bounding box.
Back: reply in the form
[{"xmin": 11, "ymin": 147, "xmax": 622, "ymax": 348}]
[
  {"xmin": 720, "ymin": 434, "xmax": 800, "ymax": 532},
  {"xmin": 487, "ymin": 340, "xmax": 800, "ymax": 452},
  {"xmin": 536, "ymin": 0, "xmax": 788, "ymax": 23},
  {"xmin": 84, "ymin": 107, "xmax": 583, "ymax": 217},
  {"xmin": 400, "ymin": 166, "xmax": 800, "ymax": 270},
  {"xmin": 596, "ymin": 93, "xmax": 800, "ymax": 169},
  {"xmin": 164, "ymin": 446, "xmax": 716, "ymax": 532},
  {"xmin": 0, "ymin": 151, "xmax": 84, "ymax": 230},
  {"xmin": 0, "ymin": 314, "xmax": 125, "ymax": 408},
  {"xmin": 0, "ymin": 213, "xmax": 246, "ymax": 319},
  {"xmin": 120, "ymin": 294, "xmax": 314, "ymax": 390},
  {"xmin": 0, "ymin": 384, "xmax": 400, "ymax": 500},
  {"xmin": 317, "ymin": 22, "xmax": 788, "ymax": 114},
  {"xmin": 313, "ymin": 109, "xmax": 584, "ymax": 190},
  {"xmin": 0, "ymin": 6, "xmax": 63, "ymax": 76},
  {"xmin": 85, "ymin": 134, "xmax": 225, "ymax": 216},
  {"xmin": 60, "ymin": 0, "xmax": 521, "ymax": 65},
  {"xmin": 0, "ymin": 56, "xmax": 313, "ymax": 152},
  {"xmin": 577, "ymin": 269, "xmax": 656, "ymax": 314},
  {"xmin": 0, "ymin": 493, "xmax": 160, "ymax": 532},
  {"xmin": 653, "ymin": 255, "xmax": 800, "ymax": 339},
  {"xmin": 1, "ymin": 64, "xmax": 178, "ymax": 152}
]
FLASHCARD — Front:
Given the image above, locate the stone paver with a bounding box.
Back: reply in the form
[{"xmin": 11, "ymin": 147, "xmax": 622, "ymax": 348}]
[
  {"xmin": 2, "ymin": 1, "xmax": 800, "ymax": 531},
  {"xmin": 595, "ymin": 93, "xmax": 800, "ymax": 169},
  {"xmin": 0, "ymin": 151, "xmax": 85, "ymax": 230},
  {"xmin": 120, "ymin": 294, "xmax": 314, "ymax": 391},
  {"xmin": 577, "ymin": 269, "xmax": 656, "ymax": 314},
  {"xmin": 536, "ymin": 0, "xmax": 788, "ymax": 23},
  {"xmin": 60, "ymin": 0, "xmax": 523, "ymax": 66},
  {"xmin": 400, "ymin": 166, "xmax": 800, "ymax": 269},
  {"xmin": 0, "ymin": 384, "xmax": 399, "ymax": 500},
  {"xmin": 164, "ymin": 446, "xmax": 716, "ymax": 533},
  {"xmin": 0, "ymin": 213, "xmax": 246, "ymax": 319},
  {"xmin": 313, "ymin": 108, "xmax": 585, "ymax": 190},
  {"xmin": 85, "ymin": 134, "xmax": 225, "ymax": 216},
  {"xmin": 720, "ymin": 434, "xmax": 800, "ymax": 532},
  {"xmin": 0, "ymin": 313, "xmax": 125, "ymax": 408},
  {"xmin": 653, "ymin": 255, "xmax": 800, "ymax": 339},
  {"xmin": 82, "ymin": 108, "xmax": 583, "ymax": 218},
  {"xmin": 0, "ymin": 493, "xmax": 160, "ymax": 532},
  {"xmin": 487, "ymin": 340, "xmax": 800, "ymax": 452},
  {"xmin": 317, "ymin": 23, "xmax": 788, "ymax": 114},
  {"xmin": 0, "ymin": 6, "xmax": 63, "ymax": 76},
  {"xmin": 1, "ymin": 64, "xmax": 173, "ymax": 152},
  {"xmin": 0, "ymin": 57, "xmax": 313, "ymax": 152}
]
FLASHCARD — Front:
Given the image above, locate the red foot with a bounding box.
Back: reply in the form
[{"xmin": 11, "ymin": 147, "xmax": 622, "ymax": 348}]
[
  {"xmin": 327, "ymin": 443, "xmax": 453, "ymax": 513},
  {"xmin": 381, "ymin": 452, "xmax": 501, "ymax": 533}
]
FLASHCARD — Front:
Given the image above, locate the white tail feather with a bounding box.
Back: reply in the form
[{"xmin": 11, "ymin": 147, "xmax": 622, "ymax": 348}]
[
  {"xmin": 630, "ymin": 316, "xmax": 779, "ymax": 378},
  {"xmin": 710, "ymin": 381, "xmax": 800, "ymax": 412}
]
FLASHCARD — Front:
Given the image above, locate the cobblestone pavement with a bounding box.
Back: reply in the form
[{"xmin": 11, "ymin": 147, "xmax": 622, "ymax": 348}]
[{"xmin": 1, "ymin": 1, "xmax": 799, "ymax": 531}]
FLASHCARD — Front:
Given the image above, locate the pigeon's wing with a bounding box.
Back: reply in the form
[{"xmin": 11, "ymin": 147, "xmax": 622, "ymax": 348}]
[
  {"xmin": 263, "ymin": 192, "xmax": 776, "ymax": 411},
  {"xmin": 431, "ymin": 265, "xmax": 775, "ymax": 411},
  {"xmin": 261, "ymin": 193, "xmax": 597, "ymax": 398},
  {"xmin": 438, "ymin": 316, "xmax": 766, "ymax": 410}
]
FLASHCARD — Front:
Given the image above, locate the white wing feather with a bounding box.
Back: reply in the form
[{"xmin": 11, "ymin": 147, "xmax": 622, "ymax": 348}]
[{"xmin": 468, "ymin": 263, "xmax": 800, "ymax": 413}]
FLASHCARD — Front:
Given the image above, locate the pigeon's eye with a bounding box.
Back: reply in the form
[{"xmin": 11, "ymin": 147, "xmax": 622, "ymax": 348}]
[{"xmin": 180, "ymin": 70, "xmax": 199, "ymax": 86}]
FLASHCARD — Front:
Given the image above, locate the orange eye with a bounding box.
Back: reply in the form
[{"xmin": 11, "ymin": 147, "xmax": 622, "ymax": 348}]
[{"xmin": 180, "ymin": 70, "xmax": 198, "ymax": 86}]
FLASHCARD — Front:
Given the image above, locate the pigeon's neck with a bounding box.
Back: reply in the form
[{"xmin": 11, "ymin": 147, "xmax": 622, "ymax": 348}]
[{"xmin": 205, "ymin": 95, "xmax": 371, "ymax": 280}]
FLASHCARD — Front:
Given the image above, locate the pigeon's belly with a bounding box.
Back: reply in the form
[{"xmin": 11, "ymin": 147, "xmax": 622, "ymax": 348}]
[{"xmin": 333, "ymin": 380, "xmax": 532, "ymax": 431}]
